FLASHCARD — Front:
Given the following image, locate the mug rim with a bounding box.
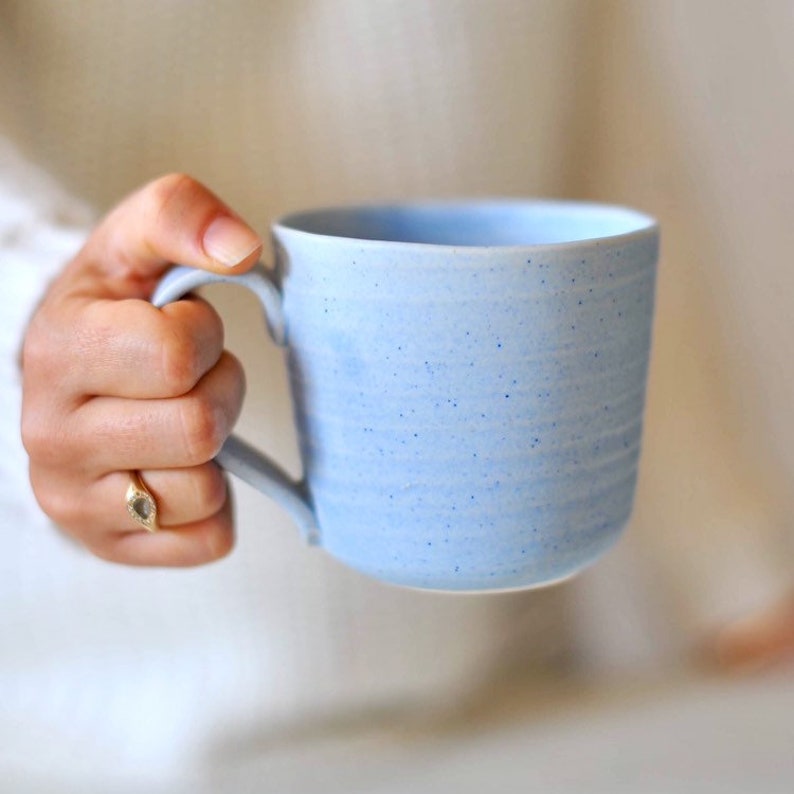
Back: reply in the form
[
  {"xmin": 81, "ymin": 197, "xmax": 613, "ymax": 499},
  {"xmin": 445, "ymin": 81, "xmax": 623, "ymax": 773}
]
[{"xmin": 273, "ymin": 198, "xmax": 659, "ymax": 252}]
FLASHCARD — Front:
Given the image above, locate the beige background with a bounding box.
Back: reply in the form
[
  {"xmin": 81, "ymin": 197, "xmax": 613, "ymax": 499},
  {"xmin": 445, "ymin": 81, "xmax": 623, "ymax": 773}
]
[
  {"xmin": 2, "ymin": 0, "xmax": 792, "ymax": 658},
  {"xmin": 3, "ymin": 1, "xmax": 794, "ymax": 788}
]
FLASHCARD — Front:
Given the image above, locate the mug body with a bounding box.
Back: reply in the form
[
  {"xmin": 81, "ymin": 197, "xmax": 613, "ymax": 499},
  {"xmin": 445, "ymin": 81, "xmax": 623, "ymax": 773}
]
[{"xmin": 272, "ymin": 200, "xmax": 658, "ymax": 591}]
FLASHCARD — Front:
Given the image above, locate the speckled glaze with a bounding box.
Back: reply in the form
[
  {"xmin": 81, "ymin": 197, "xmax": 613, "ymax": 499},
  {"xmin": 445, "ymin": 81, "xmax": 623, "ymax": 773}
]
[{"xmin": 153, "ymin": 200, "xmax": 658, "ymax": 592}]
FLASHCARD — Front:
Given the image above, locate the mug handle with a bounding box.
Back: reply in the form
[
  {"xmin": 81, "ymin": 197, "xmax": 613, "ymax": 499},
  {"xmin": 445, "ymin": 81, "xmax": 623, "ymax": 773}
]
[{"xmin": 151, "ymin": 264, "xmax": 320, "ymax": 544}]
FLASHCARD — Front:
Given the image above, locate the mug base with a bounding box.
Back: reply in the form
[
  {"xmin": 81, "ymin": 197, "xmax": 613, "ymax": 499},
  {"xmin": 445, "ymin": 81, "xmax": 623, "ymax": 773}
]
[
  {"xmin": 405, "ymin": 565, "xmax": 583, "ymax": 596},
  {"xmin": 343, "ymin": 525, "xmax": 626, "ymax": 595}
]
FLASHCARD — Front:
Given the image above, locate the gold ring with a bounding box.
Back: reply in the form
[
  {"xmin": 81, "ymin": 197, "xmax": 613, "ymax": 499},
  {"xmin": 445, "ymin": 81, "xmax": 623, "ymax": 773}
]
[{"xmin": 126, "ymin": 471, "xmax": 158, "ymax": 532}]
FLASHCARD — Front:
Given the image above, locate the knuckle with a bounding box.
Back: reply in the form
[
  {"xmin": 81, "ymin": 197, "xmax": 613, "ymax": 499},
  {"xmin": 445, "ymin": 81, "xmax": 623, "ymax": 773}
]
[
  {"xmin": 159, "ymin": 324, "xmax": 206, "ymax": 396},
  {"xmin": 84, "ymin": 537, "xmax": 126, "ymax": 565},
  {"xmin": 179, "ymin": 393, "xmax": 229, "ymax": 464},
  {"xmin": 146, "ymin": 172, "xmax": 211, "ymax": 233},
  {"xmin": 21, "ymin": 311, "xmax": 63, "ymax": 380},
  {"xmin": 21, "ymin": 409, "xmax": 65, "ymax": 466},
  {"xmin": 28, "ymin": 473, "xmax": 74, "ymax": 528},
  {"xmin": 149, "ymin": 172, "xmax": 201, "ymax": 211},
  {"xmin": 192, "ymin": 465, "xmax": 228, "ymax": 517},
  {"xmin": 205, "ymin": 521, "xmax": 235, "ymax": 562},
  {"xmin": 221, "ymin": 351, "xmax": 247, "ymax": 417},
  {"xmin": 20, "ymin": 408, "xmax": 45, "ymax": 459},
  {"xmin": 21, "ymin": 321, "xmax": 48, "ymax": 372}
]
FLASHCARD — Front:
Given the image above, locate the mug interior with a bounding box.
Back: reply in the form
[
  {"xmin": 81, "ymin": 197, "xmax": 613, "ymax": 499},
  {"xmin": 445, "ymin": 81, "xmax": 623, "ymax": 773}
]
[{"xmin": 277, "ymin": 200, "xmax": 656, "ymax": 248}]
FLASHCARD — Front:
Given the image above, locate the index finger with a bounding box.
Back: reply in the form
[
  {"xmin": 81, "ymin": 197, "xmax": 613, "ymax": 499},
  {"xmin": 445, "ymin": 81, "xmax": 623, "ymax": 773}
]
[{"xmin": 67, "ymin": 173, "xmax": 263, "ymax": 301}]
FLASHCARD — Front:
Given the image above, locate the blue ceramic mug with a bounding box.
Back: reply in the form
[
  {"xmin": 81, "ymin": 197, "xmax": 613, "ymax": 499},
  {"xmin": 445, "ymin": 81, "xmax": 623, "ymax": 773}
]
[{"xmin": 153, "ymin": 200, "xmax": 658, "ymax": 592}]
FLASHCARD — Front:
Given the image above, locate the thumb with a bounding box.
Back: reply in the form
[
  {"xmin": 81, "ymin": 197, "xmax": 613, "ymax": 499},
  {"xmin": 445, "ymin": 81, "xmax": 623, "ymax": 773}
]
[{"xmin": 72, "ymin": 173, "xmax": 263, "ymax": 299}]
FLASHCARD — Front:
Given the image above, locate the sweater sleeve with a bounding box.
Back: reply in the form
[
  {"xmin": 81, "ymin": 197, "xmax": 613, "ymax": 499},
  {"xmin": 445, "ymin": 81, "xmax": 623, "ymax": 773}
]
[{"xmin": 0, "ymin": 138, "xmax": 94, "ymax": 368}]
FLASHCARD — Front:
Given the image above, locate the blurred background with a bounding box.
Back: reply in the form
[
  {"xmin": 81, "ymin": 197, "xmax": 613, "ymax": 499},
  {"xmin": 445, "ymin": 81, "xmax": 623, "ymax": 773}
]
[{"xmin": 1, "ymin": 1, "xmax": 793, "ymax": 792}]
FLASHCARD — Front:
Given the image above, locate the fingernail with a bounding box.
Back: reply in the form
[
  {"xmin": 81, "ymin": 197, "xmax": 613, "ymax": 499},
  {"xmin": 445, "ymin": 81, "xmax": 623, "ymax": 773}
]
[{"xmin": 203, "ymin": 216, "xmax": 262, "ymax": 267}]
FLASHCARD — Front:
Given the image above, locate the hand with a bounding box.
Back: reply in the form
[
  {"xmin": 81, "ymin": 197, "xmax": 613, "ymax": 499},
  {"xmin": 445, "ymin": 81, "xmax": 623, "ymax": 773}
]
[
  {"xmin": 21, "ymin": 174, "xmax": 263, "ymax": 566},
  {"xmin": 707, "ymin": 589, "xmax": 794, "ymax": 672}
]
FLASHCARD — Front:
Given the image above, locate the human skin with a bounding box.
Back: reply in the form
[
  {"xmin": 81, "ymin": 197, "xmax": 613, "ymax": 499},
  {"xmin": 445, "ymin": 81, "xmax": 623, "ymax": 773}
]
[
  {"xmin": 707, "ymin": 593, "xmax": 794, "ymax": 672},
  {"xmin": 21, "ymin": 174, "xmax": 262, "ymax": 566}
]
